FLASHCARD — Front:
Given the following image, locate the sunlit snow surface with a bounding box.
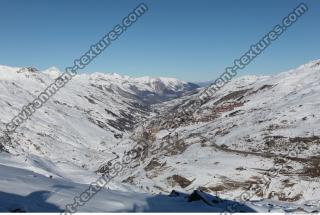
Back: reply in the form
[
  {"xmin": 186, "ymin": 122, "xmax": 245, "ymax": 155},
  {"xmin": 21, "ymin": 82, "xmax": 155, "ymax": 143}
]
[{"xmin": 0, "ymin": 61, "xmax": 320, "ymax": 212}]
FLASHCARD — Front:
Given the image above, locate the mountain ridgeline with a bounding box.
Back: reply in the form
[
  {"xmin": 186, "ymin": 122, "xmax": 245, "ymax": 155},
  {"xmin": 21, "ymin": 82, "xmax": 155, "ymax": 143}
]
[{"xmin": 0, "ymin": 61, "xmax": 320, "ymax": 212}]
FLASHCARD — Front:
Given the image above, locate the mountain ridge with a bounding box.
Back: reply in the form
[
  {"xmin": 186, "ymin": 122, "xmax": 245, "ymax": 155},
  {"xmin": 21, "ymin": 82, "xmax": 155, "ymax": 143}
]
[{"xmin": 0, "ymin": 60, "xmax": 320, "ymax": 212}]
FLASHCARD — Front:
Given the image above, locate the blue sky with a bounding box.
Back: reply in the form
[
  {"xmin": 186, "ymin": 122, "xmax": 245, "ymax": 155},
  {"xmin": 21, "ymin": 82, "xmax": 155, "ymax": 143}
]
[{"xmin": 0, "ymin": 0, "xmax": 319, "ymax": 82}]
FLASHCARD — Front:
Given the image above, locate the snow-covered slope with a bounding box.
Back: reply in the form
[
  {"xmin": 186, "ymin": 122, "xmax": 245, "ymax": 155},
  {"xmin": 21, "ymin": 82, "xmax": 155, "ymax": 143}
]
[
  {"xmin": 0, "ymin": 66, "xmax": 198, "ymax": 171},
  {"xmin": 113, "ymin": 60, "xmax": 320, "ymax": 213},
  {"xmin": 0, "ymin": 65, "xmax": 220, "ymax": 212},
  {"xmin": 1, "ymin": 154, "xmax": 250, "ymax": 212},
  {"xmin": 1, "ymin": 60, "xmax": 320, "ymax": 212}
]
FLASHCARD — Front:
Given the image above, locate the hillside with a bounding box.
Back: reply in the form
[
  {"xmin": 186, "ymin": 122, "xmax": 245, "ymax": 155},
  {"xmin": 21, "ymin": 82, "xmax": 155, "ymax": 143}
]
[{"xmin": 0, "ymin": 61, "xmax": 320, "ymax": 212}]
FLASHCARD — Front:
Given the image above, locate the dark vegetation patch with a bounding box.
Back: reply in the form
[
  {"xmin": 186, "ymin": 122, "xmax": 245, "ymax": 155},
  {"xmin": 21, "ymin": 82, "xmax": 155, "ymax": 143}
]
[
  {"xmin": 160, "ymin": 134, "xmax": 188, "ymax": 156},
  {"xmin": 263, "ymin": 135, "xmax": 320, "ymax": 153},
  {"xmin": 289, "ymin": 136, "xmax": 320, "ymax": 144},
  {"xmin": 107, "ymin": 118, "xmax": 133, "ymax": 131},
  {"xmin": 299, "ymin": 160, "xmax": 320, "ymax": 178},
  {"xmin": 268, "ymin": 192, "xmax": 303, "ymax": 202},
  {"xmin": 0, "ymin": 142, "xmax": 7, "ymax": 152},
  {"xmin": 281, "ymin": 179, "xmax": 296, "ymax": 188},
  {"xmin": 87, "ymin": 117, "xmax": 109, "ymax": 131},
  {"xmin": 104, "ymin": 109, "xmax": 118, "ymax": 117},
  {"xmin": 215, "ymin": 102, "xmax": 245, "ymax": 113},
  {"xmin": 263, "ymin": 135, "xmax": 287, "ymax": 147},
  {"xmin": 236, "ymin": 166, "xmax": 246, "ymax": 171},
  {"xmin": 214, "ymin": 89, "xmax": 251, "ymax": 105},
  {"xmin": 203, "ymin": 177, "xmax": 250, "ymax": 193},
  {"xmin": 144, "ymin": 158, "xmax": 163, "ymax": 171},
  {"xmin": 0, "ymin": 134, "xmax": 11, "ymax": 153},
  {"xmin": 84, "ymin": 96, "xmax": 97, "ymax": 104},
  {"xmin": 215, "ymin": 127, "xmax": 230, "ymax": 137},
  {"xmin": 167, "ymin": 174, "xmax": 193, "ymax": 188},
  {"xmin": 248, "ymin": 84, "xmax": 274, "ymax": 96},
  {"xmin": 126, "ymin": 101, "xmax": 150, "ymax": 112},
  {"xmin": 122, "ymin": 176, "xmax": 136, "ymax": 184},
  {"xmin": 228, "ymin": 109, "xmax": 245, "ymax": 117}
]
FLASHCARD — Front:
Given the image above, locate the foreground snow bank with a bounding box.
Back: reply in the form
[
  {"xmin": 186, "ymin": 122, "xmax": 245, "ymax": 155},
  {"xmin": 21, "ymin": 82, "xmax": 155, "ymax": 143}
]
[{"xmin": 0, "ymin": 153, "xmax": 256, "ymax": 213}]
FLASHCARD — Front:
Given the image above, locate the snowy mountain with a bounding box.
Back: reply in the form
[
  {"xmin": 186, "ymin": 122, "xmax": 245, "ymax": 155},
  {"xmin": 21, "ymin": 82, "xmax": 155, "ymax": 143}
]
[
  {"xmin": 0, "ymin": 60, "xmax": 320, "ymax": 212},
  {"xmin": 195, "ymin": 80, "xmax": 214, "ymax": 87},
  {"xmin": 0, "ymin": 65, "xmax": 200, "ymax": 171},
  {"xmin": 111, "ymin": 60, "xmax": 320, "ymax": 212}
]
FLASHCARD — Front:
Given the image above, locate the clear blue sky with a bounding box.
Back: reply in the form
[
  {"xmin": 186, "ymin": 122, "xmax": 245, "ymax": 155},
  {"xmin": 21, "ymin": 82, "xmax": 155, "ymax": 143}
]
[{"xmin": 0, "ymin": 0, "xmax": 319, "ymax": 82}]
